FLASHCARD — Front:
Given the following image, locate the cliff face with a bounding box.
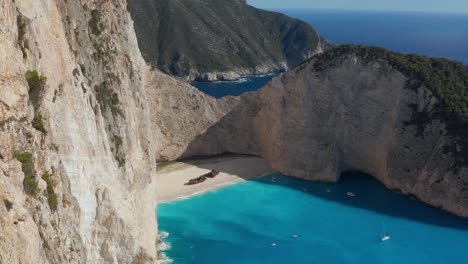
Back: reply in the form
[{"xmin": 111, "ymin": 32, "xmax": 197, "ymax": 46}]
[
  {"xmin": 0, "ymin": 0, "xmax": 157, "ymax": 262},
  {"xmin": 156, "ymin": 47, "xmax": 468, "ymax": 217},
  {"xmin": 250, "ymin": 54, "xmax": 467, "ymax": 217},
  {"xmin": 127, "ymin": 0, "xmax": 329, "ymax": 81}
]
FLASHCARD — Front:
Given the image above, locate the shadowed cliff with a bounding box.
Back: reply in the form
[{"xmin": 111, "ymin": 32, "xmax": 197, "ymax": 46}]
[
  {"xmin": 128, "ymin": 0, "xmax": 330, "ymax": 81},
  {"xmin": 153, "ymin": 45, "xmax": 468, "ymax": 217}
]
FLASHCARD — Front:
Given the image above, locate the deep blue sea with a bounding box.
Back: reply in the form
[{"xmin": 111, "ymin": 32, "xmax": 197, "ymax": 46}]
[
  {"xmin": 190, "ymin": 74, "xmax": 278, "ymax": 99},
  {"xmin": 276, "ymin": 9, "xmax": 468, "ymax": 65},
  {"xmin": 158, "ymin": 173, "xmax": 468, "ymax": 263},
  {"xmin": 191, "ymin": 9, "xmax": 468, "ymax": 98}
]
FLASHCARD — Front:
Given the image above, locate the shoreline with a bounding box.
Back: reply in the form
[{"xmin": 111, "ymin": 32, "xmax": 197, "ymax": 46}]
[
  {"xmin": 189, "ymin": 72, "xmax": 281, "ymax": 84},
  {"xmin": 156, "ymin": 155, "xmax": 274, "ymax": 203}
]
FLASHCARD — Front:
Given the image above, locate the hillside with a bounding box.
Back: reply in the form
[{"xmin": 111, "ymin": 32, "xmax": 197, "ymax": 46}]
[{"xmin": 127, "ymin": 0, "xmax": 328, "ymax": 81}]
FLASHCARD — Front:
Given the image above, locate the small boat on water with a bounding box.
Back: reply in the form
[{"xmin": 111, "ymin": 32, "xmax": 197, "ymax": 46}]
[
  {"xmin": 346, "ymin": 192, "xmax": 356, "ymax": 197},
  {"xmin": 381, "ymin": 234, "xmax": 391, "ymax": 241}
]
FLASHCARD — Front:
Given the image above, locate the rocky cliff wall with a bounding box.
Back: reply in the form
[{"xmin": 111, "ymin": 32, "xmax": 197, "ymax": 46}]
[
  {"xmin": 250, "ymin": 55, "xmax": 467, "ymax": 217},
  {"xmin": 0, "ymin": 0, "xmax": 158, "ymax": 262},
  {"xmin": 156, "ymin": 50, "xmax": 468, "ymax": 217}
]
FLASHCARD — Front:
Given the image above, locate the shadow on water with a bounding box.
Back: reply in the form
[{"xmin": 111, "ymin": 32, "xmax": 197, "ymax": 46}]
[
  {"xmin": 181, "ymin": 157, "xmax": 468, "ymax": 230},
  {"xmin": 254, "ymin": 172, "xmax": 468, "ymax": 230},
  {"xmin": 178, "ymin": 154, "xmax": 468, "ymax": 230}
]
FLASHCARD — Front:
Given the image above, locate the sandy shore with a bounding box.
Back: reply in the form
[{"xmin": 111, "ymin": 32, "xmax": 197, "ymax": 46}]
[{"xmin": 156, "ymin": 155, "xmax": 274, "ymax": 203}]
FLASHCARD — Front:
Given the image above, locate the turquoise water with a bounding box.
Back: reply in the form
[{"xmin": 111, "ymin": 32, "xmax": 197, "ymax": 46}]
[{"xmin": 158, "ymin": 173, "xmax": 468, "ymax": 263}]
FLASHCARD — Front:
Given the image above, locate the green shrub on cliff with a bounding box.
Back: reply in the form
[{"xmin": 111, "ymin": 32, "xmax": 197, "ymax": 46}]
[
  {"xmin": 15, "ymin": 152, "xmax": 39, "ymax": 197},
  {"xmin": 89, "ymin": 9, "xmax": 104, "ymax": 36},
  {"xmin": 311, "ymin": 44, "xmax": 468, "ymax": 170},
  {"xmin": 94, "ymin": 82, "xmax": 123, "ymax": 118},
  {"xmin": 17, "ymin": 13, "xmax": 28, "ymax": 58},
  {"xmin": 32, "ymin": 114, "xmax": 47, "ymax": 135},
  {"xmin": 25, "ymin": 70, "xmax": 47, "ymax": 110},
  {"xmin": 312, "ymin": 44, "xmax": 467, "ymax": 121},
  {"xmin": 25, "ymin": 70, "xmax": 47, "ymax": 94},
  {"xmin": 127, "ymin": 0, "xmax": 320, "ymax": 77},
  {"xmin": 42, "ymin": 171, "xmax": 58, "ymax": 211}
]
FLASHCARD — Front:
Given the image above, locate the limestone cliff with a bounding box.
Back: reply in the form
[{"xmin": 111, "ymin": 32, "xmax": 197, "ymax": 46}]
[
  {"xmin": 1, "ymin": 0, "xmax": 158, "ymax": 262},
  {"xmin": 155, "ymin": 46, "xmax": 468, "ymax": 217}
]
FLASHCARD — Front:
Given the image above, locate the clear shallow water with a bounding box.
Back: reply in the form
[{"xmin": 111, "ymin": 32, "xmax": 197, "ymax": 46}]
[
  {"xmin": 158, "ymin": 173, "xmax": 468, "ymax": 263},
  {"xmin": 276, "ymin": 9, "xmax": 468, "ymax": 65},
  {"xmin": 190, "ymin": 74, "xmax": 278, "ymax": 99}
]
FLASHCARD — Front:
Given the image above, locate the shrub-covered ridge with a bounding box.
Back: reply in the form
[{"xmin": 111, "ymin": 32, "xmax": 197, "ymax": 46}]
[{"xmin": 310, "ymin": 44, "xmax": 468, "ymax": 170}]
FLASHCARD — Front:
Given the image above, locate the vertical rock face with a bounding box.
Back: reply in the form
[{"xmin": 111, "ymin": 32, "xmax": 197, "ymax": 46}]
[
  {"xmin": 0, "ymin": 0, "xmax": 157, "ymax": 262},
  {"xmin": 155, "ymin": 49, "xmax": 467, "ymax": 217},
  {"xmin": 250, "ymin": 55, "xmax": 467, "ymax": 219}
]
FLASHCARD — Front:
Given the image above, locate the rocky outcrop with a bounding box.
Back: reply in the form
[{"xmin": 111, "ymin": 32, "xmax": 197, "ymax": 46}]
[
  {"xmin": 1, "ymin": 0, "xmax": 157, "ymax": 262},
  {"xmin": 128, "ymin": 0, "xmax": 329, "ymax": 81},
  {"xmin": 155, "ymin": 46, "xmax": 468, "ymax": 217},
  {"xmin": 146, "ymin": 69, "xmax": 240, "ymax": 161}
]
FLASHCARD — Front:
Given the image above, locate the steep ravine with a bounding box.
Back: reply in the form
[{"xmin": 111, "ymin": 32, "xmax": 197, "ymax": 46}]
[
  {"xmin": 1, "ymin": 0, "xmax": 158, "ymax": 262},
  {"xmin": 155, "ymin": 46, "xmax": 468, "ymax": 218}
]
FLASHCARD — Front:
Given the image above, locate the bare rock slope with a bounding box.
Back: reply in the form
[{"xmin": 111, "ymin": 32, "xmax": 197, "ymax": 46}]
[
  {"xmin": 1, "ymin": 0, "xmax": 158, "ymax": 262},
  {"xmin": 156, "ymin": 46, "xmax": 468, "ymax": 217}
]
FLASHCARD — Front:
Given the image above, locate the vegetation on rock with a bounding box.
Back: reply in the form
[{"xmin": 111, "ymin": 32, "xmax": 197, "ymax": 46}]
[
  {"xmin": 32, "ymin": 114, "xmax": 47, "ymax": 135},
  {"xmin": 25, "ymin": 70, "xmax": 47, "ymax": 95},
  {"xmin": 42, "ymin": 171, "xmax": 58, "ymax": 211},
  {"xmin": 88, "ymin": 9, "xmax": 104, "ymax": 36},
  {"xmin": 51, "ymin": 143, "xmax": 60, "ymax": 152},
  {"xmin": 17, "ymin": 12, "xmax": 27, "ymax": 59},
  {"xmin": 25, "ymin": 70, "xmax": 47, "ymax": 110},
  {"xmin": 94, "ymin": 82, "xmax": 123, "ymax": 118},
  {"xmin": 15, "ymin": 152, "xmax": 39, "ymax": 197},
  {"xmin": 111, "ymin": 135, "xmax": 125, "ymax": 167},
  {"xmin": 127, "ymin": 0, "xmax": 320, "ymax": 78},
  {"xmin": 311, "ymin": 44, "xmax": 468, "ymax": 170}
]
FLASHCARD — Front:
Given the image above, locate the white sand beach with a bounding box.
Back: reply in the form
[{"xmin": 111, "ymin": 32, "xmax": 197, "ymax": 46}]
[{"xmin": 156, "ymin": 155, "xmax": 274, "ymax": 203}]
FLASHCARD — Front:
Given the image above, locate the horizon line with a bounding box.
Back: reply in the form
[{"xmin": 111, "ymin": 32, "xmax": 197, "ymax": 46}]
[{"xmin": 259, "ymin": 7, "xmax": 468, "ymax": 16}]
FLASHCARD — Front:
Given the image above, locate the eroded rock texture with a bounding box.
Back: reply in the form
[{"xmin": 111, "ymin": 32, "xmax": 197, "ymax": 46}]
[
  {"xmin": 156, "ymin": 51, "xmax": 468, "ymax": 217},
  {"xmin": 1, "ymin": 0, "xmax": 157, "ymax": 262}
]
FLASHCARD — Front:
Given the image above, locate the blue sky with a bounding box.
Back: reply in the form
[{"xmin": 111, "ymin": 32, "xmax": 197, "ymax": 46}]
[{"xmin": 247, "ymin": 0, "xmax": 468, "ymax": 14}]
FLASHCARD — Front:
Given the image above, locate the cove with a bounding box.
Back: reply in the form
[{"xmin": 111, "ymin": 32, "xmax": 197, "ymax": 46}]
[
  {"xmin": 158, "ymin": 173, "xmax": 468, "ymax": 263},
  {"xmin": 190, "ymin": 73, "xmax": 278, "ymax": 99}
]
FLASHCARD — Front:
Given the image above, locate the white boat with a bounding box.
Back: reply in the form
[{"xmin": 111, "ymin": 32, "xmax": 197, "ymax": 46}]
[
  {"xmin": 381, "ymin": 234, "xmax": 391, "ymax": 241},
  {"xmin": 346, "ymin": 192, "xmax": 356, "ymax": 197}
]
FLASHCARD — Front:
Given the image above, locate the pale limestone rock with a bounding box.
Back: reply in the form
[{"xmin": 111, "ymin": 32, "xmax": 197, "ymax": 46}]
[
  {"xmin": 1, "ymin": 0, "xmax": 158, "ymax": 262},
  {"xmin": 155, "ymin": 54, "xmax": 468, "ymax": 217}
]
